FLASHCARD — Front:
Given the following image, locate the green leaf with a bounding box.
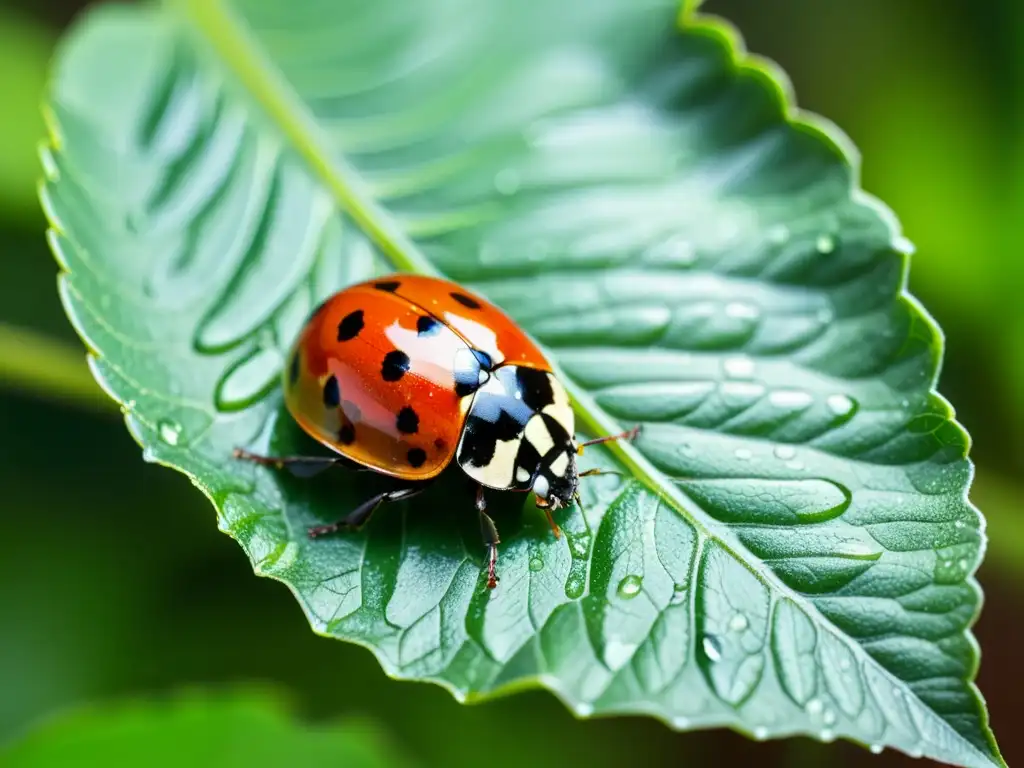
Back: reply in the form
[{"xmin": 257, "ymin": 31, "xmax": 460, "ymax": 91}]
[
  {"xmin": 1, "ymin": 689, "xmax": 409, "ymax": 768},
  {"xmin": 40, "ymin": 1, "xmax": 1002, "ymax": 766}
]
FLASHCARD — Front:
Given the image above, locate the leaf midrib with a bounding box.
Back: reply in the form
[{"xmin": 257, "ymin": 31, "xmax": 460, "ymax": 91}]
[{"xmin": 167, "ymin": 1, "xmax": 997, "ymax": 762}]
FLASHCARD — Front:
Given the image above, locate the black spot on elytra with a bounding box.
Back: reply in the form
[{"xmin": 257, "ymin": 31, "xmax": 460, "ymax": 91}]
[
  {"xmin": 434, "ymin": 438, "xmax": 447, "ymax": 451},
  {"xmin": 407, "ymin": 447, "xmax": 427, "ymax": 468},
  {"xmin": 288, "ymin": 352, "xmax": 300, "ymax": 385},
  {"xmin": 337, "ymin": 310, "xmax": 364, "ymax": 341},
  {"xmin": 322, "ymin": 375, "xmax": 340, "ymax": 408},
  {"xmin": 416, "ymin": 315, "xmax": 441, "ymax": 336},
  {"xmin": 517, "ymin": 367, "xmax": 554, "ymax": 411},
  {"xmin": 454, "ymin": 381, "xmax": 476, "ymax": 397},
  {"xmin": 396, "ymin": 406, "xmax": 419, "ymax": 434},
  {"xmin": 338, "ymin": 423, "xmax": 356, "ymax": 445},
  {"xmin": 381, "ymin": 350, "xmax": 410, "ymax": 382},
  {"xmin": 374, "ymin": 280, "xmax": 400, "ymax": 292},
  {"xmin": 450, "ymin": 291, "xmax": 481, "ymax": 309}
]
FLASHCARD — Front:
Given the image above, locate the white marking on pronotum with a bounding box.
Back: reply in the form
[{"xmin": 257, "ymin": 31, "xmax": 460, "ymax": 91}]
[
  {"xmin": 542, "ymin": 375, "xmax": 575, "ymax": 435},
  {"xmin": 549, "ymin": 452, "xmax": 569, "ymax": 477},
  {"xmin": 516, "ymin": 467, "xmax": 531, "ymax": 483},
  {"xmin": 524, "ymin": 415, "xmax": 554, "ymax": 455}
]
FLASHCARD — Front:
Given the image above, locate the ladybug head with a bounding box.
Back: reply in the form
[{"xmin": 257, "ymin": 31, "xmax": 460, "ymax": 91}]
[{"xmin": 531, "ymin": 446, "xmax": 579, "ymax": 511}]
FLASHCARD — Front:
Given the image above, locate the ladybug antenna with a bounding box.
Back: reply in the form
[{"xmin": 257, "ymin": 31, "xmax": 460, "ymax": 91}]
[{"xmin": 578, "ymin": 468, "xmax": 627, "ymax": 480}]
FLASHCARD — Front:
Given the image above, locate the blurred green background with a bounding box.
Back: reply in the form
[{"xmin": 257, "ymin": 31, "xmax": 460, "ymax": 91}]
[{"xmin": 0, "ymin": 1, "xmax": 1020, "ymax": 766}]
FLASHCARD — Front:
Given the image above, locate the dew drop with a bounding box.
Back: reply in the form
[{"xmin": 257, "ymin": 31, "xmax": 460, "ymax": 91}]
[
  {"xmin": 728, "ymin": 613, "xmax": 748, "ymax": 632},
  {"xmin": 616, "ymin": 574, "xmax": 643, "ymax": 599},
  {"xmin": 493, "ymin": 168, "xmax": 521, "ymax": 195},
  {"xmin": 819, "ymin": 728, "xmax": 836, "ymax": 743},
  {"xmin": 954, "ymin": 519, "xmax": 965, "ymax": 529},
  {"xmin": 839, "ymin": 658, "xmax": 851, "ymax": 671},
  {"xmin": 805, "ymin": 698, "xmax": 824, "ymax": 716},
  {"xmin": 576, "ymin": 703, "xmax": 594, "ymax": 717},
  {"xmin": 822, "ymin": 708, "xmax": 837, "ymax": 726},
  {"xmin": 816, "ymin": 306, "xmax": 834, "ymax": 324},
  {"xmin": 529, "ymin": 556, "xmax": 544, "ymax": 572},
  {"xmin": 785, "ymin": 460, "xmax": 805, "ymax": 471},
  {"xmin": 723, "ymin": 356, "xmax": 755, "ymax": 379},
  {"xmin": 826, "ymin": 394, "xmax": 857, "ymax": 418},
  {"xmin": 774, "ymin": 445, "xmax": 796, "ymax": 460},
  {"xmin": 564, "ymin": 575, "xmax": 585, "ymax": 600},
  {"xmin": 672, "ymin": 716, "xmax": 691, "ymax": 729},
  {"xmin": 753, "ymin": 726, "xmax": 768, "ymax": 740},
  {"xmin": 569, "ymin": 535, "xmax": 590, "ymax": 559},
  {"xmin": 734, "ymin": 448, "xmax": 753, "ymax": 461},
  {"xmin": 158, "ymin": 420, "xmax": 182, "ymax": 446},
  {"xmin": 958, "ymin": 558, "xmax": 969, "ymax": 570},
  {"xmin": 701, "ymin": 633, "xmax": 723, "ymax": 663},
  {"xmin": 816, "ymin": 234, "xmax": 836, "ymax": 253},
  {"xmin": 869, "ymin": 744, "xmax": 883, "ymax": 755}
]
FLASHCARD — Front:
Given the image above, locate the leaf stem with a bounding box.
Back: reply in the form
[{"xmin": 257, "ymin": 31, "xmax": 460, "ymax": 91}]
[
  {"xmin": 171, "ymin": 0, "xmax": 438, "ymax": 277},
  {"xmin": 0, "ymin": 323, "xmax": 110, "ymax": 411}
]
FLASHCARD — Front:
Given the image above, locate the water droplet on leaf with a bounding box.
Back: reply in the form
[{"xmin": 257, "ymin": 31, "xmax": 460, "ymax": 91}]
[
  {"xmin": 774, "ymin": 445, "xmax": 796, "ymax": 460},
  {"xmin": 564, "ymin": 575, "xmax": 585, "ymax": 600},
  {"xmin": 816, "ymin": 234, "xmax": 836, "ymax": 253},
  {"xmin": 702, "ymin": 634, "xmax": 723, "ymax": 662},
  {"xmin": 529, "ymin": 556, "xmax": 544, "ymax": 572},
  {"xmin": 728, "ymin": 613, "xmax": 748, "ymax": 632},
  {"xmin": 616, "ymin": 574, "xmax": 642, "ymax": 599},
  {"xmin": 158, "ymin": 420, "xmax": 182, "ymax": 446},
  {"xmin": 826, "ymin": 394, "xmax": 857, "ymax": 418}
]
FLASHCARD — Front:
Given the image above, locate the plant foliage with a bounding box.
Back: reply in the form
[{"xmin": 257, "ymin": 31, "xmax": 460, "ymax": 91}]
[{"xmin": 41, "ymin": 0, "xmax": 1001, "ymax": 765}]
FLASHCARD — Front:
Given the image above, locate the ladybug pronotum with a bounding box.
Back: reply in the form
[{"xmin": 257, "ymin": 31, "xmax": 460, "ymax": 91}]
[{"xmin": 235, "ymin": 274, "xmax": 638, "ymax": 588}]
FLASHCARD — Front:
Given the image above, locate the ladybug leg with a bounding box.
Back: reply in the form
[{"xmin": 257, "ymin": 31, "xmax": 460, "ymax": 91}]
[
  {"xmin": 535, "ymin": 498, "xmax": 562, "ymax": 539},
  {"xmin": 476, "ymin": 485, "xmax": 501, "ymax": 589},
  {"xmin": 575, "ymin": 425, "xmax": 641, "ymax": 455},
  {"xmin": 233, "ymin": 448, "xmax": 363, "ymax": 478},
  {"xmin": 308, "ymin": 483, "xmax": 428, "ymax": 538}
]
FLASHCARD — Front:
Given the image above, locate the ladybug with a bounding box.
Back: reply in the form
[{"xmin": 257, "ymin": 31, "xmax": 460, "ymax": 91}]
[{"xmin": 235, "ymin": 274, "xmax": 638, "ymax": 588}]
